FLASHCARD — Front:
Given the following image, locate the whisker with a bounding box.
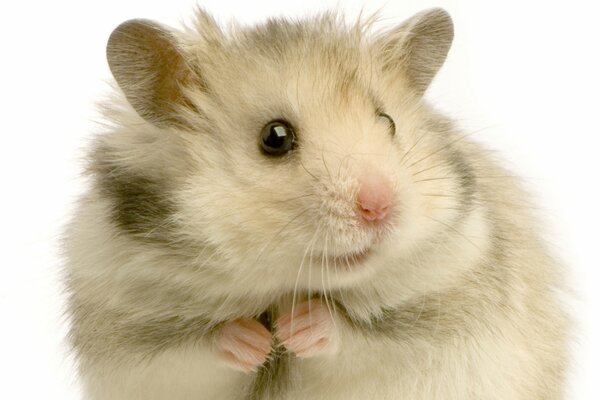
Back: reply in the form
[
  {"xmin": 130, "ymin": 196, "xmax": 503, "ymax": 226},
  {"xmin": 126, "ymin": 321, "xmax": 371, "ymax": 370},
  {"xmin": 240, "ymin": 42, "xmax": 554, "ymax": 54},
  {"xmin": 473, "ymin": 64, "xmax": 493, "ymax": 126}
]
[
  {"xmin": 421, "ymin": 193, "xmax": 456, "ymax": 198},
  {"xmin": 299, "ymin": 158, "xmax": 319, "ymax": 182},
  {"xmin": 319, "ymin": 233, "xmax": 328, "ymax": 334},
  {"xmin": 407, "ymin": 132, "xmax": 473, "ymax": 170},
  {"xmin": 336, "ymin": 152, "xmax": 355, "ymax": 180},
  {"xmin": 331, "ymin": 258, "xmax": 356, "ymax": 330},
  {"xmin": 429, "ymin": 206, "xmax": 470, "ymax": 212},
  {"xmin": 307, "ymin": 218, "xmax": 322, "ymax": 325},
  {"xmin": 323, "ymin": 151, "xmax": 391, "ymax": 157},
  {"xmin": 291, "ymin": 221, "xmax": 322, "ymax": 335},
  {"xmin": 413, "ymin": 176, "xmax": 456, "ymax": 184},
  {"xmin": 322, "ymin": 231, "xmax": 336, "ymax": 330},
  {"xmin": 398, "ymin": 128, "xmax": 429, "ymax": 167},
  {"xmin": 423, "ymin": 193, "xmax": 535, "ymax": 210},
  {"xmin": 321, "ymin": 148, "xmax": 332, "ymax": 181},
  {"xmin": 325, "ymin": 251, "xmax": 337, "ymax": 321},
  {"xmin": 411, "ymin": 161, "xmax": 449, "ymax": 177},
  {"xmin": 424, "ymin": 215, "xmax": 481, "ymax": 251},
  {"xmin": 415, "ymin": 175, "xmax": 525, "ymax": 185},
  {"xmin": 271, "ymin": 193, "xmax": 318, "ymax": 204},
  {"xmin": 252, "ymin": 208, "xmax": 312, "ymax": 266}
]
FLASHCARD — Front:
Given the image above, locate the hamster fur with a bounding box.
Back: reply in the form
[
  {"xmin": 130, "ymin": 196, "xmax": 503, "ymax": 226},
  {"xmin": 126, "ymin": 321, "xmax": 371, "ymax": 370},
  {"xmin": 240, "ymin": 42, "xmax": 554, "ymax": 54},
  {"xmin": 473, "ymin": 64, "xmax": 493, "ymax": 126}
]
[{"xmin": 63, "ymin": 8, "xmax": 568, "ymax": 400}]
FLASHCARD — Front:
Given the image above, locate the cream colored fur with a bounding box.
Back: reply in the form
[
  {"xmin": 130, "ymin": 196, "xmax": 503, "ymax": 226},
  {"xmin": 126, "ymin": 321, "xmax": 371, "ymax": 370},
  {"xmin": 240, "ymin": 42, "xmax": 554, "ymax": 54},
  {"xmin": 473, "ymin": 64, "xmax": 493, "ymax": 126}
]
[{"xmin": 63, "ymin": 7, "xmax": 568, "ymax": 400}]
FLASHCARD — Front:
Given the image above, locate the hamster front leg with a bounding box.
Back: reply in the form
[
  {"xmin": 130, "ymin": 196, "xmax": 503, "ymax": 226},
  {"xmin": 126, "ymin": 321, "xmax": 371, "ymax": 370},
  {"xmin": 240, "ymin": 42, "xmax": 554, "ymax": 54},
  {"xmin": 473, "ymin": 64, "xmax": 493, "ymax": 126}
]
[{"xmin": 77, "ymin": 315, "xmax": 272, "ymax": 400}]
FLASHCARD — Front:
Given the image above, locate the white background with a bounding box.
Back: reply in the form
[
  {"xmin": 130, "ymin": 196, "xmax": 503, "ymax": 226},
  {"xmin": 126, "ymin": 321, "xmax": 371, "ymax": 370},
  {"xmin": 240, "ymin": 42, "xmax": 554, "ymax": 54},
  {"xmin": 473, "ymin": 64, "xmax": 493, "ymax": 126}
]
[{"xmin": 1, "ymin": 0, "xmax": 598, "ymax": 398}]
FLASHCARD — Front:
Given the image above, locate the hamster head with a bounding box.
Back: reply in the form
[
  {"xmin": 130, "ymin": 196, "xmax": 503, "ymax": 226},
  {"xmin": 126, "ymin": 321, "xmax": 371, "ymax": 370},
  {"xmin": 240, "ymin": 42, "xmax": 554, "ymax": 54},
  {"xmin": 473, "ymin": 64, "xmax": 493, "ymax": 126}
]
[{"xmin": 101, "ymin": 9, "xmax": 475, "ymax": 296}]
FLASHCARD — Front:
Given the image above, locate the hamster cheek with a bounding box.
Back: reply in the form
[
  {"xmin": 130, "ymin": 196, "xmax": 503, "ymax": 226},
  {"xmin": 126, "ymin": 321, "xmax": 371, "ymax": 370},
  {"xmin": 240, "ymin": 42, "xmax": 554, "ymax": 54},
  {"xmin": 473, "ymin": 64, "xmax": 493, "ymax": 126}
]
[
  {"xmin": 214, "ymin": 318, "xmax": 273, "ymax": 373},
  {"xmin": 275, "ymin": 299, "xmax": 339, "ymax": 358}
]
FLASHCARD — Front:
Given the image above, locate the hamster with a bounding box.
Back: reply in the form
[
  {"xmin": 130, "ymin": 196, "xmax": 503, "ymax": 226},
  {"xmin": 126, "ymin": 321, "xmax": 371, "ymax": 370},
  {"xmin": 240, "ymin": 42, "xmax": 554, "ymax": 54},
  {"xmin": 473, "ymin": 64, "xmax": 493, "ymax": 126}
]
[{"xmin": 63, "ymin": 7, "xmax": 568, "ymax": 400}]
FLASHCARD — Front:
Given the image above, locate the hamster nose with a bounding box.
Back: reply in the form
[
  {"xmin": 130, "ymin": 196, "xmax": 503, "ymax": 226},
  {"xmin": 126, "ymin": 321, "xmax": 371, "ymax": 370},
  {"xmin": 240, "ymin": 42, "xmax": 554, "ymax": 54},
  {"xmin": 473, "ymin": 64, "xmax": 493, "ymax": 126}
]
[{"xmin": 356, "ymin": 173, "xmax": 393, "ymax": 222}]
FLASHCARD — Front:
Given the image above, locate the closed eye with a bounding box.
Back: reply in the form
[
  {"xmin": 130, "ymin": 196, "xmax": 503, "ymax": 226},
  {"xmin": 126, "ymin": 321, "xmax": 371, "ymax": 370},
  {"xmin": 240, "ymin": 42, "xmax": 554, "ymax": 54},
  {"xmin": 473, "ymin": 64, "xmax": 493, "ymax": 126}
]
[{"xmin": 377, "ymin": 111, "xmax": 396, "ymax": 137}]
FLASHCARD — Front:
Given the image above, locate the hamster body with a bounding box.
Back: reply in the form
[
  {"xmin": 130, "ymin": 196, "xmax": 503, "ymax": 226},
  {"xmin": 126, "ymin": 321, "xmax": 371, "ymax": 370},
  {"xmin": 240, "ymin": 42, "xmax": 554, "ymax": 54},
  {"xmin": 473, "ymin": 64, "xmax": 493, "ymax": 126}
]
[{"xmin": 64, "ymin": 8, "xmax": 568, "ymax": 400}]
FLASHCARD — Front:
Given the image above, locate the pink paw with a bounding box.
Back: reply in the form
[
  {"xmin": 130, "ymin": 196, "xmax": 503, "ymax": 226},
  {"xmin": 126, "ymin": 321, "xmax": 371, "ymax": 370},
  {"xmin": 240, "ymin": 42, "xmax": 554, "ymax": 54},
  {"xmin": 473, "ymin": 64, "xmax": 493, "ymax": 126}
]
[
  {"xmin": 215, "ymin": 318, "xmax": 272, "ymax": 373},
  {"xmin": 276, "ymin": 299, "xmax": 336, "ymax": 358}
]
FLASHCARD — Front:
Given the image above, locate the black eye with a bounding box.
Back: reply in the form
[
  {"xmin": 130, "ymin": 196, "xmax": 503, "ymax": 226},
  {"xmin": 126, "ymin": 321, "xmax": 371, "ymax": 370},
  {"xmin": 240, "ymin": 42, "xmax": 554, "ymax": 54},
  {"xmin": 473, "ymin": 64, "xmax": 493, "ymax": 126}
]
[
  {"xmin": 378, "ymin": 112, "xmax": 396, "ymax": 137},
  {"xmin": 260, "ymin": 120, "xmax": 296, "ymax": 156}
]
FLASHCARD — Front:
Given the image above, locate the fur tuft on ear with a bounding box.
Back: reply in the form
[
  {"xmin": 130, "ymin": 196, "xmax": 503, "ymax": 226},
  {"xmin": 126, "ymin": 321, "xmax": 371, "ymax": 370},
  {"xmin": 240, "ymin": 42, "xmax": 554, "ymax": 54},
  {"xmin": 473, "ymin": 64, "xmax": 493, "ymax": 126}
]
[
  {"xmin": 192, "ymin": 7, "xmax": 224, "ymax": 44},
  {"xmin": 106, "ymin": 19, "xmax": 199, "ymax": 128},
  {"xmin": 376, "ymin": 8, "xmax": 454, "ymax": 95}
]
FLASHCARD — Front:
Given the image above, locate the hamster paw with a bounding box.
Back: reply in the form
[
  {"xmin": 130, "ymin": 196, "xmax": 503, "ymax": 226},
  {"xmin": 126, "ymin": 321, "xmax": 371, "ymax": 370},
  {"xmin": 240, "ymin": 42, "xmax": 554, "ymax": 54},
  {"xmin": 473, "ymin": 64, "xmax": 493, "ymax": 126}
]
[
  {"xmin": 215, "ymin": 318, "xmax": 273, "ymax": 373},
  {"xmin": 276, "ymin": 299, "xmax": 337, "ymax": 358}
]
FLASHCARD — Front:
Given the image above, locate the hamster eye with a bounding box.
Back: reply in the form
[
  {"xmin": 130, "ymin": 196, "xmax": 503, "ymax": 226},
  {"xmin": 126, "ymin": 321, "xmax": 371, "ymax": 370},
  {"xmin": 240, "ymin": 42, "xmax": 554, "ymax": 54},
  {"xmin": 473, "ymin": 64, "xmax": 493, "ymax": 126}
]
[
  {"xmin": 378, "ymin": 112, "xmax": 396, "ymax": 137},
  {"xmin": 260, "ymin": 120, "xmax": 296, "ymax": 156}
]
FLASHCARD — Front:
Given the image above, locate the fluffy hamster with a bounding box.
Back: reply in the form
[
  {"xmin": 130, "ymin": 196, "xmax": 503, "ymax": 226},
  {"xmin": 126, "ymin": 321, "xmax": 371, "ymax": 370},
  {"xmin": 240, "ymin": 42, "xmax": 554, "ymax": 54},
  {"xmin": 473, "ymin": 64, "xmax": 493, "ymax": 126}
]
[{"xmin": 63, "ymin": 7, "xmax": 568, "ymax": 400}]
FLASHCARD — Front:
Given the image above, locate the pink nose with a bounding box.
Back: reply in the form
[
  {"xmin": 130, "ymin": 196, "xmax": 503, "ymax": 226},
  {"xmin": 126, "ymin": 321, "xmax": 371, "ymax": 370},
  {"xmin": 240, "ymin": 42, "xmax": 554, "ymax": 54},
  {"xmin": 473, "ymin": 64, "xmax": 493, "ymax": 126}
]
[{"xmin": 356, "ymin": 173, "xmax": 393, "ymax": 222}]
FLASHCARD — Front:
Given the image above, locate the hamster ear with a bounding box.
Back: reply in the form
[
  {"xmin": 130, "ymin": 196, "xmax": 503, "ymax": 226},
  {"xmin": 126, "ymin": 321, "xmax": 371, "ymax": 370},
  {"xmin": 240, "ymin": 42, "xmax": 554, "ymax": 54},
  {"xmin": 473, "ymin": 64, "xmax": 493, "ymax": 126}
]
[
  {"xmin": 376, "ymin": 8, "xmax": 454, "ymax": 95},
  {"xmin": 107, "ymin": 19, "xmax": 199, "ymax": 128}
]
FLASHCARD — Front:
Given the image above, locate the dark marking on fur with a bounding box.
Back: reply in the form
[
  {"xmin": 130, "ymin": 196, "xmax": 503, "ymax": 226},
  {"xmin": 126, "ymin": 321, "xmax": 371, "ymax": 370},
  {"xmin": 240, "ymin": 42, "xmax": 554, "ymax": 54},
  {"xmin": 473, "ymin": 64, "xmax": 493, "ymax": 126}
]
[
  {"xmin": 446, "ymin": 147, "xmax": 477, "ymax": 216},
  {"xmin": 243, "ymin": 15, "xmax": 365, "ymax": 108},
  {"xmin": 423, "ymin": 114, "xmax": 478, "ymax": 223},
  {"xmin": 69, "ymin": 302, "xmax": 217, "ymax": 369},
  {"xmin": 248, "ymin": 307, "xmax": 296, "ymax": 400},
  {"xmin": 94, "ymin": 157, "xmax": 176, "ymax": 245},
  {"xmin": 333, "ymin": 297, "xmax": 459, "ymax": 342},
  {"xmin": 249, "ymin": 340, "xmax": 293, "ymax": 400},
  {"xmin": 258, "ymin": 311, "xmax": 273, "ymax": 331}
]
